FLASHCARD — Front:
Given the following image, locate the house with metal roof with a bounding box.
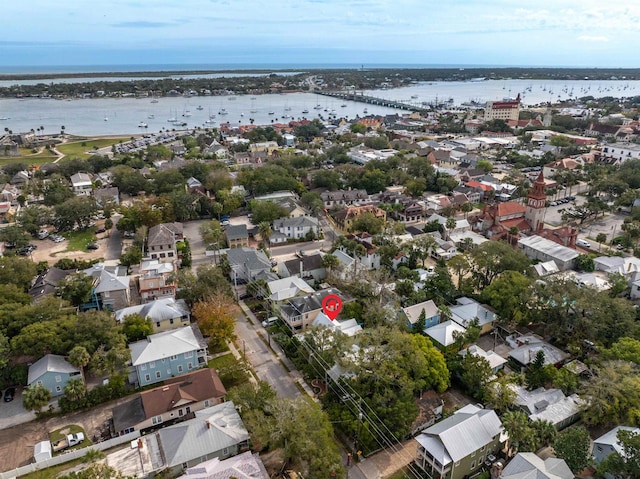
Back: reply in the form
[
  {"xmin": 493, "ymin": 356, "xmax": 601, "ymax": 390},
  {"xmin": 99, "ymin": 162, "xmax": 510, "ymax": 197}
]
[
  {"xmin": 518, "ymin": 235, "xmax": 579, "ymax": 271},
  {"xmin": 267, "ymin": 276, "xmax": 315, "ymax": 302},
  {"xmin": 593, "ymin": 425, "xmax": 640, "ymax": 465},
  {"xmin": 415, "ymin": 404, "xmax": 505, "ymax": 479},
  {"xmin": 93, "ymin": 268, "xmax": 131, "ymax": 311},
  {"xmin": 115, "ymin": 297, "xmax": 190, "ymax": 333},
  {"xmin": 27, "ymin": 354, "xmax": 82, "ymax": 397},
  {"xmin": 129, "ymin": 324, "xmax": 208, "ymax": 387},
  {"xmin": 450, "ymin": 297, "xmax": 497, "ymax": 335},
  {"xmin": 271, "ymin": 216, "xmax": 320, "ymax": 243},
  {"xmin": 507, "ymin": 334, "xmax": 570, "ymax": 368},
  {"xmin": 424, "ymin": 320, "xmax": 467, "ymax": 350},
  {"xmin": 499, "ymin": 452, "xmax": 573, "ymax": 479},
  {"xmin": 278, "ymin": 253, "xmax": 327, "ymax": 282},
  {"xmin": 111, "ymin": 368, "xmax": 226, "ymax": 436},
  {"xmin": 175, "ymin": 451, "xmax": 269, "ymax": 479},
  {"xmin": 459, "ymin": 345, "xmax": 507, "ymax": 374},
  {"xmin": 70, "ymin": 172, "xmax": 92, "ymax": 196},
  {"xmin": 509, "ymin": 385, "xmax": 584, "ymax": 430},
  {"xmin": 156, "ymin": 401, "xmax": 250, "ymax": 473}
]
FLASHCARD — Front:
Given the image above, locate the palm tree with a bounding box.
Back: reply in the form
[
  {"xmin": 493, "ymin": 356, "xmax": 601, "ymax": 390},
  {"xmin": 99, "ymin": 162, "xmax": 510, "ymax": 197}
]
[
  {"xmin": 64, "ymin": 378, "xmax": 87, "ymax": 402},
  {"xmin": 502, "ymin": 410, "xmax": 533, "ymax": 457},
  {"xmin": 258, "ymin": 222, "xmax": 273, "ymax": 250},
  {"xmin": 321, "ymin": 253, "xmax": 340, "ymax": 279},
  {"xmin": 22, "ymin": 383, "xmax": 51, "ymax": 413},
  {"xmin": 68, "ymin": 345, "xmax": 90, "ymax": 383}
]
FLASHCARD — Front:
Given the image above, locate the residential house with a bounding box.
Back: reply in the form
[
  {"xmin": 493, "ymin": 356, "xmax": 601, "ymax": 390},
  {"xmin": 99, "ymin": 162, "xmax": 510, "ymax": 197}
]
[
  {"xmin": 593, "ymin": 426, "xmax": 640, "ymax": 465},
  {"xmin": 93, "ymin": 186, "xmax": 120, "ymax": 207},
  {"xmin": 111, "ymin": 368, "xmax": 226, "ymax": 436},
  {"xmin": 155, "ymin": 401, "xmax": 250, "ymax": 473},
  {"xmin": 484, "ymin": 95, "xmax": 520, "ymax": 121},
  {"xmin": 92, "ymin": 268, "xmax": 131, "ymax": 311},
  {"xmin": 225, "ymin": 224, "xmax": 249, "ymax": 249},
  {"xmin": 115, "ymin": 298, "xmax": 190, "ymax": 333},
  {"xmin": 507, "ymin": 334, "xmax": 570, "ymax": 369},
  {"xmin": 28, "ymin": 267, "xmax": 71, "ymax": 302},
  {"xmin": 277, "ymin": 288, "xmax": 347, "ymax": 331},
  {"xmin": 139, "ymin": 271, "xmax": 177, "ymax": 303},
  {"xmin": 272, "ymin": 216, "xmax": 320, "ymax": 243},
  {"xmin": 308, "ymin": 311, "xmax": 363, "ymax": 337},
  {"xmin": 450, "ymin": 297, "xmax": 496, "ymax": 335},
  {"xmin": 459, "ymin": 345, "xmax": 507, "ymax": 374},
  {"xmin": 509, "ymin": 385, "xmax": 584, "ymax": 430},
  {"xmin": 267, "ymin": 276, "xmax": 315, "ymax": 302},
  {"xmin": 599, "ymin": 142, "xmax": 640, "ymax": 165},
  {"xmin": 278, "ymin": 253, "xmax": 326, "ymax": 282},
  {"xmin": 425, "ymin": 320, "xmax": 467, "ymax": 351},
  {"xmin": 333, "ymin": 204, "xmax": 386, "ymax": 231},
  {"xmin": 499, "ymin": 453, "xmax": 573, "ymax": 479},
  {"xmin": 402, "ymin": 300, "xmax": 440, "ymax": 331},
  {"xmin": 226, "ymin": 247, "xmax": 273, "ymax": 283},
  {"xmin": 321, "ymin": 189, "xmax": 369, "ymax": 209},
  {"xmin": 175, "ymin": 451, "xmax": 269, "ymax": 479},
  {"xmin": 129, "ymin": 324, "xmax": 208, "ymax": 387},
  {"xmin": 415, "ymin": 404, "xmax": 505, "ymax": 479},
  {"xmin": 70, "ymin": 172, "xmax": 93, "ymax": 196},
  {"xmin": 147, "ymin": 223, "xmax": 183, "ymax": 262},
  {"xmin": 27, "ymin": 354, "xmax": 82, "ymax": 398}
]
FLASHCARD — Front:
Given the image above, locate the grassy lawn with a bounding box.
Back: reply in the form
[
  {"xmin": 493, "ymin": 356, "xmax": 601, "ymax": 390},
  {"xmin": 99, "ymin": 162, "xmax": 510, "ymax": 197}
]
[
  {"xmin": 49, "ymin": 424, "xmax": 92, "ymax": 455},
  {"xmin": 20, "ymin": 457, "xmax": 85, "ymax": 479},
  {"xmin": 63, "ymin": 228, "xmax": 96, "ymax": 252},
  {"xmin": 57, "ymin": 137, "xmax": 131, "ymax": 159},
  {"xmin": 0, "ymin": 155, "xmax": 58, "ymax": 167},
  {"xmin": 208, "ymin": 352, "xmax": 251, "ymax": 389}
]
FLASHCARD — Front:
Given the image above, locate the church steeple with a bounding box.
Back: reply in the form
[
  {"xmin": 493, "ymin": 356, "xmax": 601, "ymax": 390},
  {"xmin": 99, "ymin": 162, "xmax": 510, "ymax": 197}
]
[{"xmin": 526, "ymin": 171, "xmax": 547, "ymax": 231}]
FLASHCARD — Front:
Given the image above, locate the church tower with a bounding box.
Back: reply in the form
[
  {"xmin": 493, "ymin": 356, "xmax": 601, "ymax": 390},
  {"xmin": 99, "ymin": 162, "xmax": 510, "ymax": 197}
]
[{"xmin": 526, "ymin": 171, "xmax": 547, "ymax": 232}]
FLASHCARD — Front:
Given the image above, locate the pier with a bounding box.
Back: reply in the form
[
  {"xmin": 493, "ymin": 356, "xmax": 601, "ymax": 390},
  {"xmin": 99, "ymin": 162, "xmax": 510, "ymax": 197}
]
[{"xmin": 315, "ymin": 91, "xmax": 430, "ymax": 113}]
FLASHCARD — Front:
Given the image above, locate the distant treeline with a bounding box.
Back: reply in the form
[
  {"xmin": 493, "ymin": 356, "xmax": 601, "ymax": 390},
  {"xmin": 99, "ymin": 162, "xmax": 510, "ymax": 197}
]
[{"xmin": 2, "ymin": 67, "xmax": 640, "ymax": 99}]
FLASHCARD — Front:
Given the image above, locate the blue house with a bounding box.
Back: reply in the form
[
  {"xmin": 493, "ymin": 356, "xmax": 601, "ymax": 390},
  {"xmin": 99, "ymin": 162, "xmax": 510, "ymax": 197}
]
[
  {"xmin": 402, "ymin": 300, "xmax": 440, "ymax": 331},
  {"xmin": 129, "ymin": 324, "xmax": 208, "ymax": 387},
  {"xmin": 27, "ymin": 354, "xmax": 82, "ymax": 397}
]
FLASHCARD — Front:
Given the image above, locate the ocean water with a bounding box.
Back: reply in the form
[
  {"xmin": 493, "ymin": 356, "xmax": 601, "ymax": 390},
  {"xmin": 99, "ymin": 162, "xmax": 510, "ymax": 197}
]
[{"xmin": 1, "ymin": 78, "xmax": 639, "ymax": 136}]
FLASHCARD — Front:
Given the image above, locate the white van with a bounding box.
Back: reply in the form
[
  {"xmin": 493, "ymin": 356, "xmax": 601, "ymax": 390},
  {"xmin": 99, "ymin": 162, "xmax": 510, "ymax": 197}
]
[
  {"xmin": 576, "ymin": 239, "xmax": 591, "ymax": 248},
  {"xmin": 262, "ymin": 316, "xmax": 278, "ymax": 328}
]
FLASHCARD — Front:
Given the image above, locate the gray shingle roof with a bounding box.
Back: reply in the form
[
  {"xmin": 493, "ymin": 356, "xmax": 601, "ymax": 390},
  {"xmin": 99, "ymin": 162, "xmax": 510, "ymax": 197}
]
[{"xmin": 225, "ymin": 224, "xmax": 248, "ymax": 241}]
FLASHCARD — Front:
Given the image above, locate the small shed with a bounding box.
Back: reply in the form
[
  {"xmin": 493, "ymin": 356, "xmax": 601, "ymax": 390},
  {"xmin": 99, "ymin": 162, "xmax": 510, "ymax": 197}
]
[{"xmin": 34, "ymin": 440, "xmax": 52, "ymax": 463}]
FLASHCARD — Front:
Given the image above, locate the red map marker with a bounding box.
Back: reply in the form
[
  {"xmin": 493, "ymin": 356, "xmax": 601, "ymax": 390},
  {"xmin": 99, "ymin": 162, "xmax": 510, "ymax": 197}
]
[{"xmin": 322, "ymin": 294, "xmax": 343, "ymax": 321}]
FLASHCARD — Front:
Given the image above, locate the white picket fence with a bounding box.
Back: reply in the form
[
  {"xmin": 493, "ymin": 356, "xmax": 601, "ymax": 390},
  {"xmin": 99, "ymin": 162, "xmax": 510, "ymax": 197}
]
[{"xmin": 0, "ymin": 430, "xmax": 141, "ymax": 479}]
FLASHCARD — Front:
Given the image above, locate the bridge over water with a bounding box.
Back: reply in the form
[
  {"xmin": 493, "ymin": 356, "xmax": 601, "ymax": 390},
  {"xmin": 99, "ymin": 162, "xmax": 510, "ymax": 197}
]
[{"xmin": 315, "ymin": 90, "xmax": 431, "ymax": 114}]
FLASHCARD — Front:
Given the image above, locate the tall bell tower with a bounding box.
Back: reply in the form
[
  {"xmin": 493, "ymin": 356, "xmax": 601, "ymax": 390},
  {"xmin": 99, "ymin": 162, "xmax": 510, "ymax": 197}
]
[{"xmin": 526, "ymin": 171, "xmax": 547, "ymax": 232}]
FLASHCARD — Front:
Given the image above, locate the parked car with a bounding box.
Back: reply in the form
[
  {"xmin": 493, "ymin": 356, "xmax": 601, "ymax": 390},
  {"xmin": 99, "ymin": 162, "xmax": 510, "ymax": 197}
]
[
  {"xmin": 95, "ymin": 228, "xmax": 106, "ymax": 234},
  {"xmin": 3, "ymin": 387, "xmax": 15, "ymax": 402},
  {"xmin": 262, "ymin": 316, "xmax": 278, "ymax": 328},
  {"xmin": 87, "ymin": 243, "xmax": 99, "ymax": 250}
]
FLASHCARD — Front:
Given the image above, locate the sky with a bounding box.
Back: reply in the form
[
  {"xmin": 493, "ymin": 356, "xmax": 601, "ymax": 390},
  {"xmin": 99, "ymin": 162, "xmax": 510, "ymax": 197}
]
[{"xmin": 2, "ymin": 0, "xmax": 639, "ymax": 69}]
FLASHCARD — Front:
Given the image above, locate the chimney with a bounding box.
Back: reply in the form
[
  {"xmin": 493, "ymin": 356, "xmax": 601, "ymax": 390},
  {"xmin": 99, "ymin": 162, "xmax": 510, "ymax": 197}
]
[
  {"xmin": 300, "ymin": 259, "xmax": 304, "ymax": 278},
  {"xmin": 206, "ymin": 420, "xmax": 210, "ymax": 429},
  {"xmin": 137, "ymin": 438, "xmax": 143, "ymax": 449}
]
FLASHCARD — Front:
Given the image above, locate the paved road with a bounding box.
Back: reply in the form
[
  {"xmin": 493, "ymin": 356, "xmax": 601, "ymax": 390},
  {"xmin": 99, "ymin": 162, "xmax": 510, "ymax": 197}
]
[{"xmin": 235, "ymin": 302, "xmax": 303, "ymax": 399}]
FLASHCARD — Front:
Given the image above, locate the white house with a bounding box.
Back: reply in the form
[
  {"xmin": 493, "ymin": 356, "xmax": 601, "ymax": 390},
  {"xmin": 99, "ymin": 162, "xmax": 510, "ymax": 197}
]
[
  {"xmin": 70, "ymin": 172, "xmax": 92, "ymax": 196},
  {"xmin": 272, "ymin": 216, "xmax": 321, "ymax": 242}
]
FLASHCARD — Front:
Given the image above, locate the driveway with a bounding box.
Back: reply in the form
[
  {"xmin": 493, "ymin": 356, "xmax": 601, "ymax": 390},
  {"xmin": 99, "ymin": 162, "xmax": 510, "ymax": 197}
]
[{"xmin": 0, "ymin": 388, "xmax": 35, "ymax": 431}]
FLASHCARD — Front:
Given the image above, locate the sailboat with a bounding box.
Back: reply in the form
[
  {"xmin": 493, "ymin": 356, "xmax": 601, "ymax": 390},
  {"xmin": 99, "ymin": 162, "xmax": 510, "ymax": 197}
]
[
  {"xmin": 103, "ymin": 114, "xmax": 108, "ymax": 121},
  {"xmin": 167, "ymin": 109, "xmax": 177, "ymax": 123},
  {"xmin": 196, "ymin": 105, "xmax": 204, "ymax": 111}
]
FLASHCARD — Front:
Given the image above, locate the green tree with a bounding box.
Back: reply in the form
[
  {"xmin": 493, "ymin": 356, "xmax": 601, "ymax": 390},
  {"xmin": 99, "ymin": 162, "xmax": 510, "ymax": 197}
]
[
  {"xmin": 554, "ymin": 426, "xmax": 592, "ymax": 473},
  {"xmin": 0, "ymin": 256, "xmax": 37, "ymax": 291},
  {"xmin": 192, "ymin": 293, "xmax": 238, "ymax": 351},
  {"xmin": 596, "ymin": 232, "xmax": 608, "ymax": 251},
  {"xmin": 119, "ymin": 246, "xmax": 143, "ymax": 268},
  {"xmin": 53, "ymin": 196, "xmax": 98, "ymax": 232},
  {"xmin": 525, "ymin": 350, "xmax": 548, "ymax": 390},
  {"xmin": 469, "ymin": 241, "xmax": 531, "ymax": 289},
  {"xmin": 456, "ymin": 353, "xmax": 493, "ymax": 401},
  {"xmin": 349, "ymin": 211, "xmax": 385, "ymax": 234},
  {"xmin": 22, "ymin": 382, "xmax": 51, "ymax": 412},
  {"xmin": 502, "ymin": 410, "xmax": 535, "ymax": 456},
  {"xmin": 258, "ymin": 221, "xmax": 272, "ymax": 249},
  {"xmin": 321, "ymin": 253, "xmax": 340, "ymax": 278},
  {"xmin": 477, "ymin": 159, "xmax": 494, "ymax": 173},
  {"xmin": 598, "ymin": 428, "xmax": 640, "ymax": 479},
  {"xmin": 249, "ymin": 200, "xmax": 289, "ymax": 224},
  {"xmin": 0, "ymin": 225, "xmax": 30, "ymax": 250},
  {"xmin": 63, "ymin": 377, "xmax": 87, "ymax": 402},
  {"xmin": 68, "ymin": 345, "xmax": 91, "ymax": 382},
  {"xmin": 122, "ymin": 314, "xmax": 154, "ymax": 342},
  {"xmin": 575, "ymin": 254, "xmax": 595, "ymax": 272},
  {"xmin": 603, "ymin": 337, "xmax": 640, "ymax": 364},
  {"xmin": 486, "ymin": 375, "xmax": 517, "ymax": 413},
  {"xmin": 482, "ymin": 271, "xmax": 533, "ymax": 324},
  {"xmin": 56, "ymin": 273, "xmax": 94, "ymax": 307}
]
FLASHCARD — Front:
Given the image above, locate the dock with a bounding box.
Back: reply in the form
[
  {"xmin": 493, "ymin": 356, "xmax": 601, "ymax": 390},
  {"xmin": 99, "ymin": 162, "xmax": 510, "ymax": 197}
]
[{"xmin": 315, "ymin": 91, "xmax": 430, "ymax": 113}]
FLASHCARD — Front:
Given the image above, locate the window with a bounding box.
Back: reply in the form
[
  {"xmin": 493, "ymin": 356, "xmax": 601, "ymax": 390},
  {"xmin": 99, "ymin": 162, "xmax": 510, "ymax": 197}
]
[
  {"xmin": 167, "ymin": 369, "xmax": 171, "ymax": 375},
  {"xmin": 177, "ymin": 365, "xmax": 183, "ymax": 373},
  {"xmin": 170, "ymin": 355, "xmax": 178, "ymax": 361},
  {"xmin": 454, "ymin": 461, "xmax": 460, "ymax": 467},
  {"xmin": 178, "ymin": 409, "xmax": 183, "ymax": 417},
  {"xmin": 185, "ymin": 351, "xmax": 193, "ymax": 358},
  {"xmin": 150, "ymin": 362, "xmax": 155, "ymax": 369},
  {"xmin": 156, "ymin": 322, "xmax": 160, "ymax": 328},
  {"xmin": 56, "ymin": 386, "xmax": 62, "ymax": 392},
  {"xmin": 471, "ymin": 461, "xmax": 475, "ymax": 469},
  {"xmin": 55, "ymin": 375, "xmax": 62, "ymax": 383},
  {"xmin": 186, "ymin": 406, "xmax": 191, "ymax": 414},
  {"xmin": 188, "ymin": 362, "xmax": 193, "ymax": 370},
  {"xmin": 471, "ymin": 450, "xmax": 476, "ymax": 457},
  {"xmin": 223, "ymin": 448, "xmax": 229, "ymax": 456},
  {"xmin": 168, "ymin": 252, "xmax": 174, "ymax": 257},
  {"xmin": 141, "ymin": 364, "xmax": 147, "ymax": 371},
  {"xmin": 155, "ymin": 371, "xmax": 161, "ymax": 379},
  {"xmin": 170, "ymin": 318, "xmax": 174, "ymax": 324},
  {"xmin": 480, "ymin": 445, "xmax": 485, "ymax": 451},
  {"xmin": 152, "ymin": 415, "xmax": 162, "ymax": 425},
  {"xmin": 145, "ymin": 374, "xmax": 150, "ymax": 381},
  {"xmin": 204, "ymin": 400, "xmax": 210, "ymax": 407}
]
